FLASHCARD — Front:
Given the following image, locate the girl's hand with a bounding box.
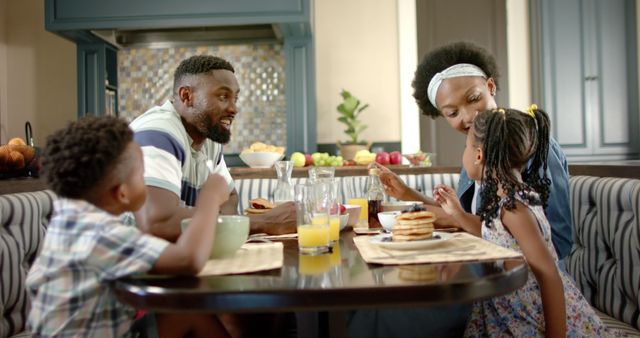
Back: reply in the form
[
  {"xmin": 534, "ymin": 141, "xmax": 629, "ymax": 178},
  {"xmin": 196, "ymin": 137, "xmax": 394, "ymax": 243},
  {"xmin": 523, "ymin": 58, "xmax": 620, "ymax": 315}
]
[
  {"xmin": 370, "ymin": 162, "xmax": 411, "ymax": 200},
  {"xmin": 433, "ymin": 184, "xmax": 463, "ymax": 217}
]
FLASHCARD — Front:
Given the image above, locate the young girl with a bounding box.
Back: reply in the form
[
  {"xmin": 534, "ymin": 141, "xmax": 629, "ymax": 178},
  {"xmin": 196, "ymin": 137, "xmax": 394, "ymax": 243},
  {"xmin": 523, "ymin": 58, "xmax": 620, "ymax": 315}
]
[{"xmin": 434, "ymin": 107, "xmax": 612, "ymax": 337}]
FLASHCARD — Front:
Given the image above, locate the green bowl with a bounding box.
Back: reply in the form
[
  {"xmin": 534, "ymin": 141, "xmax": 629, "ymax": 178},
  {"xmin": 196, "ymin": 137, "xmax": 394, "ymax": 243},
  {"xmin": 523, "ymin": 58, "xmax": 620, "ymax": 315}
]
[{"xmin": 181, "ymin": 215, "xmax": 250, "ymax": 259}]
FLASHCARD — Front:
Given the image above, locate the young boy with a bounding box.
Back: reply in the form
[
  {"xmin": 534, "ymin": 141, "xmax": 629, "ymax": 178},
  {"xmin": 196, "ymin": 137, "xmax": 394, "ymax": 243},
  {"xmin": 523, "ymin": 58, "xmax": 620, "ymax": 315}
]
[{"xmin": 27, "ymin": 116, "xmax": 230, "ymax": 337}]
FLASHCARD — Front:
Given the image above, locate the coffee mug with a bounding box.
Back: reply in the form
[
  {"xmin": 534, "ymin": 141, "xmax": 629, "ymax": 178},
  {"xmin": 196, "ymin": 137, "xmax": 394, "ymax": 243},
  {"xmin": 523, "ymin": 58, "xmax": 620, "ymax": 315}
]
[{"xmin": 180, "ymin": 215, "xmax": 250, "ymax": 259}]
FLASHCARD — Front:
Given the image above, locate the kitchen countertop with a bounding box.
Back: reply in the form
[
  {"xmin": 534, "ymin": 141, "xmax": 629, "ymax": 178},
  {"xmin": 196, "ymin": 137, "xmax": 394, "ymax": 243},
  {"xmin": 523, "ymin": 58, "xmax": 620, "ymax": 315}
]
[{"xmin": 229, "ymin": 163, "xmax": 640, "ymax": 180}]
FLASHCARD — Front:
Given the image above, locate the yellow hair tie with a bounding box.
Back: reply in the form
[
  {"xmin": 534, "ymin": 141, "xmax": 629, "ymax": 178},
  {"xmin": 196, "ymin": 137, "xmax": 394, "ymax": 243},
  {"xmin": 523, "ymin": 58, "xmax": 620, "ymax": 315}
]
[
  {"xmin": 526, "ymin": 104, "xmax": 537, "ymax": 118},
  {"xmin": 493, "ymin": 108, "xmax": 505, "ymax": 114}
]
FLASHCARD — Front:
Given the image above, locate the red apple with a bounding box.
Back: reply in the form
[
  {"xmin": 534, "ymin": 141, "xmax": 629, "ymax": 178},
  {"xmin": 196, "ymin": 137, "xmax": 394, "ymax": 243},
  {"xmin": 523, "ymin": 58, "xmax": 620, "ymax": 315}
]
[
  {"xmin": 389, "ymin": 151, "xmax": 402, "ymax": 165},
  {"xmin": 375, "ymin": 151, "xmax": 390, "ymax": 165},
  {"xmin": 304, "ymin": 153, "xmax": 313, "ymax": 167},
  {"xmin": 339, "ymin": 204, "xmax": 346, "ymax": 215}
]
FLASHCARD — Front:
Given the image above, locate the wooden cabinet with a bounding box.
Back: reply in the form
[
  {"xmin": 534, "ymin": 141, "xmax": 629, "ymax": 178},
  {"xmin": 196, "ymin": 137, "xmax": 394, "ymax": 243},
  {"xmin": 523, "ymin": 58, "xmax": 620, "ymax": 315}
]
[
  {"xmin": 77, "ymin": 42, "xmax": 119, "ymax": 117},
  {"xmin": 532, "ymin": 0, "xmax": 639, "ymax": 161}
]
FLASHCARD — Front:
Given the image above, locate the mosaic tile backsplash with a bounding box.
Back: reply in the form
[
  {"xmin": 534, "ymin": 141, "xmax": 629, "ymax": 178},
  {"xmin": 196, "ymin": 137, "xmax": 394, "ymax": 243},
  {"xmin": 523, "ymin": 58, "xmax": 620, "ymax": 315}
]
[{"xmin": 118, "ymin": 44, "xmax": 286, "ymax": 154}]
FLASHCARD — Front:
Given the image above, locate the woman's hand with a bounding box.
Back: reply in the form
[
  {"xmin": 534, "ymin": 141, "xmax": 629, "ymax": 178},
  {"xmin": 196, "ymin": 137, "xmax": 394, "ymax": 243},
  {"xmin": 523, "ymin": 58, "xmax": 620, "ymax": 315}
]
[
  {"xmin": 433, "ymin": 184, "xmax": 464, "ymax": 217},
  {"xmin": 370, "ymin": 162, "xmax": 411, "ymax": 200}
]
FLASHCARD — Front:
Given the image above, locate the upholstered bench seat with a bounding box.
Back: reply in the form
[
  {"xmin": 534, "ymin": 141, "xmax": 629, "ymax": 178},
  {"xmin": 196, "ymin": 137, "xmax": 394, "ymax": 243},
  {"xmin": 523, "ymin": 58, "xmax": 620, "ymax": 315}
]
[
  {"xmin": 0, "ymin": 190, "xmax": 56, "ymax": 338},
  {"xmin": 568, "ymin": 176, "xmax": 640, "ymax": 335}
]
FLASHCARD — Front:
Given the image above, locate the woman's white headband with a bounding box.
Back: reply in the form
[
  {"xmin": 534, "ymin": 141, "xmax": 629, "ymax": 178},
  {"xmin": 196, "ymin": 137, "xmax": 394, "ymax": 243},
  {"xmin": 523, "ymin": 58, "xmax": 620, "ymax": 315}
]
[{"xmin": 427, "ymin": 63, "xmax": 487, "ymax": 108}]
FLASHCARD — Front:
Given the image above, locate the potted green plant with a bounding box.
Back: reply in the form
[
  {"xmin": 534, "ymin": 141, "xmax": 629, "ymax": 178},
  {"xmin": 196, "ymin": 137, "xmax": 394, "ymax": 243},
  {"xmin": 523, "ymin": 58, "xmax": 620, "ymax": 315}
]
[{"xmin": 336, "ymin": 89, "xmax": 370, "ymax": 160}]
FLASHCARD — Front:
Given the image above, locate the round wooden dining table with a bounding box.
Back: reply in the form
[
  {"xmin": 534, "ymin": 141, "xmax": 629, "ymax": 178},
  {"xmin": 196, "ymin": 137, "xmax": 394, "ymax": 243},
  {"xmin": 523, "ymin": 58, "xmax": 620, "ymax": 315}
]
[{"xmin": 114, "ymin": 230, "xmax": 527, "ymax": 337}]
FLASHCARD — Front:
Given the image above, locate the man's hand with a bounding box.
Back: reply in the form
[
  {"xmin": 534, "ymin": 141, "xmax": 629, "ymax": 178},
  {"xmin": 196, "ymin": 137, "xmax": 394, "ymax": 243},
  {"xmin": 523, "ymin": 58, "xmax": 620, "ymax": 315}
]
[{"xmin": 247, "ymin": 202, "xmax": 296, "ymax": 235}]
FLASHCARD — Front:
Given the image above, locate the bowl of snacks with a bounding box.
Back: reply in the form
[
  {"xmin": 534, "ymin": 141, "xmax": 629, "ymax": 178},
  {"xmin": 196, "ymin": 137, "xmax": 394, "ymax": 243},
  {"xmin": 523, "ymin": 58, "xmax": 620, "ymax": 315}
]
[{"xmin": 240, "ymin": 142, "xmax": 285, "ymax": 168}]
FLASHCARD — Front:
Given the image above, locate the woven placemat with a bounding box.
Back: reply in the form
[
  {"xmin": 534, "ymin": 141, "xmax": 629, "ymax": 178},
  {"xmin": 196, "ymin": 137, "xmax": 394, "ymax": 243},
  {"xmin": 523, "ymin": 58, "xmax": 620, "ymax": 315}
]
[
  {"xmin": 354, "ymin": 232, "xmax": 522, "ymax": 265},
  {"xmin": 198, "ymin": 242, "xmax": 283, "ymax": 276}
]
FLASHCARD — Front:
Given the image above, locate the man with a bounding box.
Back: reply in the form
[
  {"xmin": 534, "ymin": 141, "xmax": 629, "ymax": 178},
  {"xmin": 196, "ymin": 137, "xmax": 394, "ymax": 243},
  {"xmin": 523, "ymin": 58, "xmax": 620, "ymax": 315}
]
[{"xmin": 130, "ymin": 55, "xmax": 294, "ymax": 242}]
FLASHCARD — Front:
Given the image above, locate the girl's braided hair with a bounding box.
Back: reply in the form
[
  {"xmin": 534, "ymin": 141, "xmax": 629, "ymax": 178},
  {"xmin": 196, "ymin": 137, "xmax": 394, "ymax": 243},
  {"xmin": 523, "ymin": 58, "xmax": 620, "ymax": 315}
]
[{"xmin": 473, "ymin": 107, "xmax": 551, "ymax": 226}]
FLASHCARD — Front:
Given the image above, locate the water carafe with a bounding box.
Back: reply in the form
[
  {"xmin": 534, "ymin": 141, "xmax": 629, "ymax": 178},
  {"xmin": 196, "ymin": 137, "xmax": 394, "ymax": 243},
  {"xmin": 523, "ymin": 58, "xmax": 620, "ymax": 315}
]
[{"xmin": 273, "ymin": 160, "xmax": 295, "ymax": 204}]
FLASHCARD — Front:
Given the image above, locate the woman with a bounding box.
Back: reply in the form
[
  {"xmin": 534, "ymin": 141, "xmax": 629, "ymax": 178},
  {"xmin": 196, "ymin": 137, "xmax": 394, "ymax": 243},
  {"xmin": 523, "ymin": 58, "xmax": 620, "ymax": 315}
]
[
  {"xmin": 348, "ymin": 41, "xmax": 572, "ymax": 338},
  {"xmin": 378, "ymin": 41, "xmax": 572, "ymax": 261}
]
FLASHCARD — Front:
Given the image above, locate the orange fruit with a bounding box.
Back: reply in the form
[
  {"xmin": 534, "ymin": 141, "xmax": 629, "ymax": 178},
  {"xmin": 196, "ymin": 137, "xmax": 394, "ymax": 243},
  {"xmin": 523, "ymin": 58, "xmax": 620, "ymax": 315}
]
[{"xmin": 8, "ymin": 137, "xmax": 26, "ymax": 146}]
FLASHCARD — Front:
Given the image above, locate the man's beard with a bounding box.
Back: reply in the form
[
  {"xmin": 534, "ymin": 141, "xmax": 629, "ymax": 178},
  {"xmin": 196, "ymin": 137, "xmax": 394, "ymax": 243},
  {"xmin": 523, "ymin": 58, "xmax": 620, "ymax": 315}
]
[
  {"xmin": 206, "ymin": 122, "xmax": 231, "ymax": 144},
  {"xmin": 194, "ymin": 110, "xmax": 231, "ymax": 144}
]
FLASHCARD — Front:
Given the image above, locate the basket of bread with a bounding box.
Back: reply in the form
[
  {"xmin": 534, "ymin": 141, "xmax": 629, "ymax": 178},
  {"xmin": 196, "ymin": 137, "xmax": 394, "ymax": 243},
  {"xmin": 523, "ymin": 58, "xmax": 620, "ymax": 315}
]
[
  {"xmin": 0, "ymin": 122, "xmax": 39, "ymax": 178},
  {"xmin": 0, "ymin": 137, "xmax": 38, "ymax": 178}
]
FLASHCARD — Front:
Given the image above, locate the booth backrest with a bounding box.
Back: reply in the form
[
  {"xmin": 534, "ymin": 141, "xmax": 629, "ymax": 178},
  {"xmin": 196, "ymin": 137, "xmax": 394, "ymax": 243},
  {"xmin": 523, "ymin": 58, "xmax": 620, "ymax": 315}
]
[
  {"xmin": 234, "ymin": 173, "xmax": 461, "ymax": 213},
  {"xmin": 567, "ymin": 176, "xmax": 640, "ymax": 330},
  {"xmin": 0, "ymin": 190, "xmax": 56, "ymax": 338}
]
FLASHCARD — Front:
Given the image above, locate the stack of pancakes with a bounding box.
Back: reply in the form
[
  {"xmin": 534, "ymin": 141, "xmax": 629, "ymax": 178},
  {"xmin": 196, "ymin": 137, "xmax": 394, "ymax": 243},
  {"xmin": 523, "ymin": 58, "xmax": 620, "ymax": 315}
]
[
  {"xmin": 244, "ymin": 198, "xmax": 275, "ymax": 215},
  {"xmin": 392, "ymin": 210, "xmax": 436, "ymax": 241}
]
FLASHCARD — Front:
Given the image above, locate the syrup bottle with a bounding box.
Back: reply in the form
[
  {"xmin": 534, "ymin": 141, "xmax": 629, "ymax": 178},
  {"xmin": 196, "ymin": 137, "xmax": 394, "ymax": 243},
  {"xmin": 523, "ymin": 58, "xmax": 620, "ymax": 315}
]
[{"xmin": 366, "ymin": 168, "xmax": 384, "ymax": 229}]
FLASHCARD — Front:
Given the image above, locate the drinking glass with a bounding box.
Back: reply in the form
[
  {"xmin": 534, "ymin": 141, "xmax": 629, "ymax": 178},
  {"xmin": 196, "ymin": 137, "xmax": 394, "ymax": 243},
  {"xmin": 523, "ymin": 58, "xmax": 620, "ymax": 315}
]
[
  {"xmin": 326, "ymin": 179, "xmax": 341, "ymax": 244},
  {"xmin": 295, "ymin": 183, "xmax": 330, "ymax": 255},
  {"xmin": 345, "ymin": 179, "xmax": 368, "ymax": 227}
]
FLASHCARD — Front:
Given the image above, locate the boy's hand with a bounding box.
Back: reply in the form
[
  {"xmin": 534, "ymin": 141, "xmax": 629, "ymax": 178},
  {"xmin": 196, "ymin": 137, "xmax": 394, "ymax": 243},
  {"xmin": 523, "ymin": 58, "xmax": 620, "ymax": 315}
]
[
  {"xmin": 433, "ymin": 184, "xmax": 463, "ymax": 217},
  {"xmin": 369, "ymin": 162, "xmax": 411, "ymax": 200},
  {"xmin": 197, "ymin": 174, "xmax": 230, "ymax": 207}
]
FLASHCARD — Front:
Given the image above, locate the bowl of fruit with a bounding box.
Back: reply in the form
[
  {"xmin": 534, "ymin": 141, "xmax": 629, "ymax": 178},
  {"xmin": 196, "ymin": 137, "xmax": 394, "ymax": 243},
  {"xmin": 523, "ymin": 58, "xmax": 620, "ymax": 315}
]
[{"xmin": 403, "ymin": 151, "xmax": 434, "ymax": 167}]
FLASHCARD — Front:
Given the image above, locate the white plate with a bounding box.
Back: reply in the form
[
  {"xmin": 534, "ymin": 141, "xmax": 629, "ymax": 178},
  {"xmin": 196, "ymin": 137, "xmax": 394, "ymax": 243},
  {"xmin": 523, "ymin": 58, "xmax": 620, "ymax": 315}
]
[{"xmin": 369, "ymin": 231, "xmax": 452, "ymax": 250}]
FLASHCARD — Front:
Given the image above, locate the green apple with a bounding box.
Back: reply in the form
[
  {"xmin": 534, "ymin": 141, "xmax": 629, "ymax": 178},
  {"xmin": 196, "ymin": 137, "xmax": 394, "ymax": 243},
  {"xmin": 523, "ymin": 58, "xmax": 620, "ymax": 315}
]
[{"xmin": 291, "ymin": 152, "xmax": 306, "ymax": 167}]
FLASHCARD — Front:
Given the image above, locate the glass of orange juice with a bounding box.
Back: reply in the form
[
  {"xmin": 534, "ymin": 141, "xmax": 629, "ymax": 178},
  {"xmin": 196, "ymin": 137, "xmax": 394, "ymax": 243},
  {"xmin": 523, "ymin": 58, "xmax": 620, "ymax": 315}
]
[
  {"xmin": 347, "ymin": 197, "xmax": 368, "ymax": 227},
  {"xmin": 295, "ymin": 183, "xmax": 330, "ymax": 255}
]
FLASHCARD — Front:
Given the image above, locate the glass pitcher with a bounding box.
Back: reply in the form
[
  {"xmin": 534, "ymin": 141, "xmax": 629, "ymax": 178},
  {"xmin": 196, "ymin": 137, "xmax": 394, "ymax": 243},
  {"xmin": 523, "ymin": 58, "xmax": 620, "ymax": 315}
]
[{"xmin": 273, "ymin": 160, "xmax": 294, "ymax": 205}]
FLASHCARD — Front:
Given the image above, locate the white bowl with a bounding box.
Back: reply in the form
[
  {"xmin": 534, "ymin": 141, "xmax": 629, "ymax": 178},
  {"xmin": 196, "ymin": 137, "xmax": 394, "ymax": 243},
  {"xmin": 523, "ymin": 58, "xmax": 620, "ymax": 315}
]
[
  {"xmin": 378, "ymin": 211, "xmax": 401, "ymax": 231},
  {"xmin": 339, "ymin": 214, "xmax": 349, "ymax": 231},
  {"xmin": 343, "ymin": 204, "xmax": 361, "ymax": 226},
  {"xmin": 239, "ymin": 152, "xmax": 284, "ymax": 168},
  {"xmin": 381, "ymin": 201, "xmax": 424, "ymax": 212}
]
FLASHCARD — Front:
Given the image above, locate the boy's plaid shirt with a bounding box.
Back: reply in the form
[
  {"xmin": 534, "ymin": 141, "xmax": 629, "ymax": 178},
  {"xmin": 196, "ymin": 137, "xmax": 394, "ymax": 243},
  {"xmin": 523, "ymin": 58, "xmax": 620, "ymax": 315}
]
[{"xmin": 27, "ymin": 198, "xmax": 168, "ymax": 337}]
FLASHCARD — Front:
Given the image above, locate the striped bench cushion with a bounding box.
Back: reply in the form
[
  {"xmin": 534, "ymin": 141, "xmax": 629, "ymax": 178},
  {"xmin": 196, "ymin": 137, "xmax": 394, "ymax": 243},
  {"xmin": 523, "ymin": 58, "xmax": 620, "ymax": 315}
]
[
  {"xmin": 593, "ymin": 308, "xmax": 640, "ymax": 337},
  {"xmin": 568, "ymin": 176, "xmax": 640, "ymax": 331},
  {"xmin": 234, "ymin": 173, "xmax": 460, "ymax": 214},
  {"xmin": 0, "ymin": 190, "xmax": 56, "ymax": 338}
]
